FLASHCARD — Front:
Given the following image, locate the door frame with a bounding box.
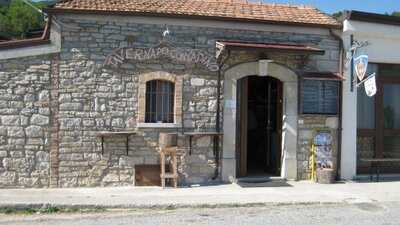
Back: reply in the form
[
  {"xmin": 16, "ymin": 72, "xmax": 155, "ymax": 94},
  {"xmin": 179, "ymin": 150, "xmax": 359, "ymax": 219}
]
[
  {"xmin": 357, "ymin": 69, "xmax": 400, "ymax": 173},
  {"xmin": 376, "ymin": 76, "xmax": 400, "ymax": 158},
  {"xmin": 221, "ymin": 60, "xmax": 299, "ymax": 182},
  {"xmin": 236, "ymin": 76, "xmax": 283, "ymax": 177}
]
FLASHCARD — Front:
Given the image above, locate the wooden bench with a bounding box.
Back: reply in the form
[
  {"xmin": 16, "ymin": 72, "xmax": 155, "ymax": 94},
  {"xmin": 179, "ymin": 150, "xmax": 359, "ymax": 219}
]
[{"xmin": 360, "ymin": 158, "xmax": 400, "ymax": 182}]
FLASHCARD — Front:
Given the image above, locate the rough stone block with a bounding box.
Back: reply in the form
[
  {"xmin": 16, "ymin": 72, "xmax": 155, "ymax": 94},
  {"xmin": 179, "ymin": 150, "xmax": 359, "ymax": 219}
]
[
  {"xmin": 3, "ymin": 158, "xmax": 27, "ymax": 170},
  {"xmin": 119, "ymin": 156, "xmax": 144, "ymax": 167},
  {"xmin": 7, "ymin": 127, "xmax": 25, "ymax": 137},
  {"xmin": 25, "ymin": 125, "xmax": 43, "ymax": 138},
  {"xmin": 60, "ymin": 118, "xmax": 81, "ymax": 129},
  {"xmin": 208, "ymin": 100, "xmax": 217, "ymax": 112},
  {"xmin": 191, "ymin": 78, "xmax": 205, "ymax": 86},
  {"xmin": 39, "ymin": 108, "xmax": 50, "ymax": 115},
  {"xmin": 38, "ymin": 90, "xmax": 49, "ymax": 102},
  {"xmin": 60, "ymin": 102, "xmax": 83, "ymax": 111},
  {"xmin": 196, "ymin": 136, "xmax": 211, "ymax": 147},
  {"xmin": 299, "ymin": 130, "xmax": 313, "ymax": 140},
  {"xmin": 198, "ymin": 87, "xmax": 217, "ymax": 96},
  {"xmin": 326, "ymin": 117, "xmax": 339, "ymax": 129},
  {"xmin": 0, "ymin": 171, "xmax": 16, "ymax": 186},
  {"xmin": 0, "ymin": 151, "xmax": 7, "ymax": 157},
  {"xmin": 1, "ymin": 116, "xmax": 20, "ymax": 126},
  {"xmin": 20, "ymin": 116, "xmax": 29, "ymax": 126},
  {"xmin": 36, "ymin": 151, "xmax": 49, "ymax": 162},
  {"xmin": 10, "ymin": 151, "xmax": 24, "ymax": 158},
  {"xmin": 0, "ymin": 127, "xmax": 7, "ymax": 136},
  {"xmin": 111, "ymin": 118, "xmax": 124, "ymax": 128},
  {"xmin": 83, "ymin": 119, "xmax": 95, "ymax": 127},
  {"xmin": 30, "ymin": 114, "xmax": 49, "ymax": 126},
  {"xmin": 59, "ymin": 93, "xmax": 72, "ymax": 103},
  {"xmin": 102, "ymin": 172, "xmax": 120, "ymax": 183}
]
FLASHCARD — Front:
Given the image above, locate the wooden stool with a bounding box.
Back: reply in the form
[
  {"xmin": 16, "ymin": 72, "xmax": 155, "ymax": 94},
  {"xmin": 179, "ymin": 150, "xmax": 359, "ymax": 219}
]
[{"xmin": 160, "ymin": 147, "xmax": 178, "ymax": 188}]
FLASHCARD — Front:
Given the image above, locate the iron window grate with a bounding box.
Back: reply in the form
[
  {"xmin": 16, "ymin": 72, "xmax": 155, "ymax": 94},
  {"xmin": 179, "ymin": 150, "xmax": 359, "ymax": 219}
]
[{"xmin": 145, "ymin": 80, "xmax": 175, "ymax": 123}]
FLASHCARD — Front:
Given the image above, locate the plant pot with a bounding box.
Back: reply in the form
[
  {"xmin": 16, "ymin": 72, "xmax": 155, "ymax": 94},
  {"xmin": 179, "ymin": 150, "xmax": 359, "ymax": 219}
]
[
  {"xmin": 317, "ymin": 168, "xmax": 335, "ymax": 184},
  {"xmin": 159, "ymin": 133, "xmax": 178, "ymax": 148}
]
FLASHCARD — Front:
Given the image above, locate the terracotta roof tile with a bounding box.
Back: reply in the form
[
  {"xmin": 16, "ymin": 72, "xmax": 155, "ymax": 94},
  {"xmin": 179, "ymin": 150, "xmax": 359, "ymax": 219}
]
[{"xmin": 50, "ymin": 0, "xmax": 341, "ymax": 28}]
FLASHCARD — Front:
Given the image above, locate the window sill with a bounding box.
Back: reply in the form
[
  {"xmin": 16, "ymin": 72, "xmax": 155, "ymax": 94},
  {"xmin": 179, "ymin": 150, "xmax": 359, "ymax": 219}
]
[
  {"xmin": 300, "ymin": 113, "xmax": 339, "ymax": 116},
  {"xmin": 137, "ymin": 123, "xmax": 182, "ymax": 129}
]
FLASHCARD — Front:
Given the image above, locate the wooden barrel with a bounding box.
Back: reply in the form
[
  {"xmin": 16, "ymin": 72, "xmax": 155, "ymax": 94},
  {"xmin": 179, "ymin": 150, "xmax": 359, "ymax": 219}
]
[{"xmin": 159, "ymin": 133, "xmax": 178, "ymax": 148}]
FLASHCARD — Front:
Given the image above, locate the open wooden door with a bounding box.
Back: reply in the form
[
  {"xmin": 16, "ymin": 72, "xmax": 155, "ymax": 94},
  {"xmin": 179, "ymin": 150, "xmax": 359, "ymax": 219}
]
[
  {"xmin": 236, "ymin": 76, "xmax": 283, "ymax": 177},
  {"xmin": 237, "ymin": 77, "xmax": 248, "ymax": 177}
]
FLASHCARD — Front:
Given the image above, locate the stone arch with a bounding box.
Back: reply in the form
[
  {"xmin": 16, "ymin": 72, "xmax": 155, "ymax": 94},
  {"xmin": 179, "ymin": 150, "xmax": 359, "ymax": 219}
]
[{"xmin": 221, "ymin": 60, "xmax": 298, "ymax": 182}]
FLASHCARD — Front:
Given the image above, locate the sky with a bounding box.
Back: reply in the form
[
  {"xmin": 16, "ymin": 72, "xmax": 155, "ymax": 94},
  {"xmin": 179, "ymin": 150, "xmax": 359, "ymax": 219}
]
[{"xmin": 263, "ymin": 0, "xmax": 399, "ymax": 14}]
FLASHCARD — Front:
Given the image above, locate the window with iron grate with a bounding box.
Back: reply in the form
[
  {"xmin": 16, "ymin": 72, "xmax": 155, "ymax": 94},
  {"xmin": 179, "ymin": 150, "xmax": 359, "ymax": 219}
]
[
  {"xmin": 145, "ymin": 80, "xmax": 175, "ymax": 123},
  {"xmin": 301, "ymin": 79, "xmax": 340, "ymax": 115}
]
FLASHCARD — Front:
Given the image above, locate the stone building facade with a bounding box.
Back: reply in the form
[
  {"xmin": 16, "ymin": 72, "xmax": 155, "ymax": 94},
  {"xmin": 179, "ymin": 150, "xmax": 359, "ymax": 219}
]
[{"xmin": 0, "ymin": 0, "xmax": 342, "ymax": 188}]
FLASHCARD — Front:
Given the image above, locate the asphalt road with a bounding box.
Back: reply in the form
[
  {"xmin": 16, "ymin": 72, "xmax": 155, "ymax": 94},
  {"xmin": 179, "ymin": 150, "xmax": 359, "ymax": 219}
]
[{"xmin": 1, "ymin": 202, "xmax": 400, "ymax": 225}]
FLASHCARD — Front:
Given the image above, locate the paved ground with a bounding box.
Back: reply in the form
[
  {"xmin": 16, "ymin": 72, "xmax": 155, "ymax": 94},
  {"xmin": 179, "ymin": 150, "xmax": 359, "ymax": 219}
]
[
  {"xmin": 1, "ymin": 181, "xmax": 400, "ymax": 208},
  {"xmin": 1, "ymin": 202, "xmax": 400, "ymax": 225}
]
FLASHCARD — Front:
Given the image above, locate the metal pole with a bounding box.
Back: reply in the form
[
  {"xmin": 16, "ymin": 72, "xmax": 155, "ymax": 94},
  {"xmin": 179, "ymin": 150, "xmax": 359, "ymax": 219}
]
[
  {"xmin": 212, "ymin": 63, "xmax": 222, "ymax": 180},
  {"xmin": 350, "ymin": 34, "xmax": 354, "ymax": 92},
  {"xmin": 356, "ymin": 73, "xmax": 376, "ymax": 88},
  {"xmin": 212, "ymin": 49, "xmax": 230, "ymax": 180}
]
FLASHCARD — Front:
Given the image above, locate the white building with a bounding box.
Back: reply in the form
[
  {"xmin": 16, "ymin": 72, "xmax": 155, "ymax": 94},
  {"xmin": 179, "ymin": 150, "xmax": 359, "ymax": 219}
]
[{"xmin": 341, "ymin": 11, "xmax": 400, "ymax": 180}]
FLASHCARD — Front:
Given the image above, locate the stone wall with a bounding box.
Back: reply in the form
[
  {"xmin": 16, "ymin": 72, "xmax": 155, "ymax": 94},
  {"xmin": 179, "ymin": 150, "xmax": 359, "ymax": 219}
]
[
  {"xmin": 297, "ymin": 115, "xmax": 340, "ymax": 180},
  {"xmin": 0, "ymin": 14, "xmax": 340, "ymax": 187},
  {"xmin": 0, "ymin": 55, "xmax": 56, "ymax": 188}
]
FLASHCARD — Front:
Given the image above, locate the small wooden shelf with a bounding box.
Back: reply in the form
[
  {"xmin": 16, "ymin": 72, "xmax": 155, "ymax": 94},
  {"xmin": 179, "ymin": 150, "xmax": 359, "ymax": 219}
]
[
  {"xmin": 183, "ymin": 132, "xmax": 223, "ymax": 155},
  {"xmin": 96, "ymin": 131, "xmax": 137, "ymax": 155},
  {"xmin": 161, "ymin": 173, "xmax": 178, "ymax": 179},
  {"xmin": 96, "ymin": 131, "xmax": 137, "ymax": 137}
]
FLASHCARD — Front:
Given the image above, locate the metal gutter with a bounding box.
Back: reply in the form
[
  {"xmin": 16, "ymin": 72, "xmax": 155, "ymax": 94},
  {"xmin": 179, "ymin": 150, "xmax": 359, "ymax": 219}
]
[
  {"xmin": 346, "ymin": 10, "xmax": 400, "ymax": 27},
  {"xmin": 212, "ymin": 49, "xmax": 231, "ymax": 180},
  {"xmin": 329, "ymin": 28, "xmax": 345, "ymax": 181}
]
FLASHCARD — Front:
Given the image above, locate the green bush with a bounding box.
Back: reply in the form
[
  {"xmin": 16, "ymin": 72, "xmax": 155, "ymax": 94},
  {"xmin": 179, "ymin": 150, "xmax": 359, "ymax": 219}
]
[
  {"xmin": 392, "ymin": 12, "xmax": 400, "ymax": 17},
  {"xmin": 0, "ymin": 0, "xmax": 46, "ymax": 39}
]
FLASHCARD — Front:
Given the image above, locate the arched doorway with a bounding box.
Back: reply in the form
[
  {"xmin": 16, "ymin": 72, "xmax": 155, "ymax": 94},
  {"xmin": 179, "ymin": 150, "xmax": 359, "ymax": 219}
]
[
  {"xmin": 221, "ymin": 60, "xmax": 298, "ymax": 182},
  {"xmin": 237, "ymin": 76, "xmax": 283, "ymax": 177}
]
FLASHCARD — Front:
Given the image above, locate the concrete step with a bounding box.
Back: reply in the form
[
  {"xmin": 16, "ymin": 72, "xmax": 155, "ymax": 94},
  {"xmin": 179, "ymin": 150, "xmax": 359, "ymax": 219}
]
[{"xmin": 236, "ymin": 176, "xmax": 285, "ymax": 184}]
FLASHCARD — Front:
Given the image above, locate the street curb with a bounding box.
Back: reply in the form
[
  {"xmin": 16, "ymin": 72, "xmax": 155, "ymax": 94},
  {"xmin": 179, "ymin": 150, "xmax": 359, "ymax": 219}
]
[{"xmin": 0, "ymin": 201, "xmax": 342, "ymax": 211}]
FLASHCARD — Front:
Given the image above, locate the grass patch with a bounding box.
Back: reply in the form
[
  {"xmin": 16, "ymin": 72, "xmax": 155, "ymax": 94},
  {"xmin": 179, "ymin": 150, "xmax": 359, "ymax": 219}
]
[{"xmin": 0, "ymin": 206, "xmax": 107, "ymax": 215}]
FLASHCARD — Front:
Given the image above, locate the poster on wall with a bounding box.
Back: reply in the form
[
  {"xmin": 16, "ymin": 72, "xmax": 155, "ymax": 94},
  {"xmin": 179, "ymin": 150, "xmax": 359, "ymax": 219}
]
[
  {"xmin": 316, "ymin": 146, "xmax": 333, "ymax": 169},
  {"xmin": 313, "ymin": 131, "xmax": 333, "ymax": 169}
]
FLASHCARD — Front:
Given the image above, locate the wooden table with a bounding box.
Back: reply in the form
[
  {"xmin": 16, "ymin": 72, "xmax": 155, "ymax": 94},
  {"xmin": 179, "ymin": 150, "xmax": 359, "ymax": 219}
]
[
  {"xmin": 183, "ymin": 132, "xmax": 223, "ymax": 155},
  {"xmin": 96, "ymin": 131, "xmax": 137, "ymax": 155},
  {"xmin": 360, "ymin": 158, "xmax": 400, "ymax": 182}
]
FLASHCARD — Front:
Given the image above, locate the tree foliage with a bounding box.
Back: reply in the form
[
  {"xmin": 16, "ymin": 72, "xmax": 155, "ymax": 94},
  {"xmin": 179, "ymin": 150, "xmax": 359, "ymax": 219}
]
[
  {"xmin": 392, "ymin": 11, "xmax": 400, "ymax": 17},
  {"xmin": 0, "ymin": 0, "xmax": 46, "ymax": 39},
  {"xmin": 331, "ymin": 11, "xmax": 343, "ymax": 20}
]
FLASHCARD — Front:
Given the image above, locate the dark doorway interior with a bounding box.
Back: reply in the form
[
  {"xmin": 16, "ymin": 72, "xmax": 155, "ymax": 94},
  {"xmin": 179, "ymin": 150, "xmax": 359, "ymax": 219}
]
[{"xmin": 237, "ymin": 76, "xmax": 282, "ymax": 177}]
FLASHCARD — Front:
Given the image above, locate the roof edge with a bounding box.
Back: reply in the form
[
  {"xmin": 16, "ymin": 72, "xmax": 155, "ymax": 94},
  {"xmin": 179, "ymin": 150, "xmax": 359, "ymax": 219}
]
[
  {"xmin": 345, "ymin": 10, "xmax": 400, "ymax": 26},
  {"xmin": 216, "ymin": 40, "xmax": 325, "ymax": 55},
  {"xmin": 44, "ymin": 8, "xmax": 342, "ymax": 29}
]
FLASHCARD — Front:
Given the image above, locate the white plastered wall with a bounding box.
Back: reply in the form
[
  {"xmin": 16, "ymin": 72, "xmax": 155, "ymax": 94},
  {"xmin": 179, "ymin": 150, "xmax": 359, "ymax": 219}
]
[{"xmin": 341, "ymin": 19, "xmax": 400, "ymax": 180}]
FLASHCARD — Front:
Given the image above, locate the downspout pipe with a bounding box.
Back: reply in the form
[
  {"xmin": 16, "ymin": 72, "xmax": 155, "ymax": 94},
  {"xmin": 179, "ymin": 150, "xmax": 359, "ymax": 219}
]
[
  {"xmin": 330, "ymin": 28, "xmax": 344, "ymax": 181},
  {"xmin": 212, "ymin": 49, "xmax": 231, "ymax": 180}
]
